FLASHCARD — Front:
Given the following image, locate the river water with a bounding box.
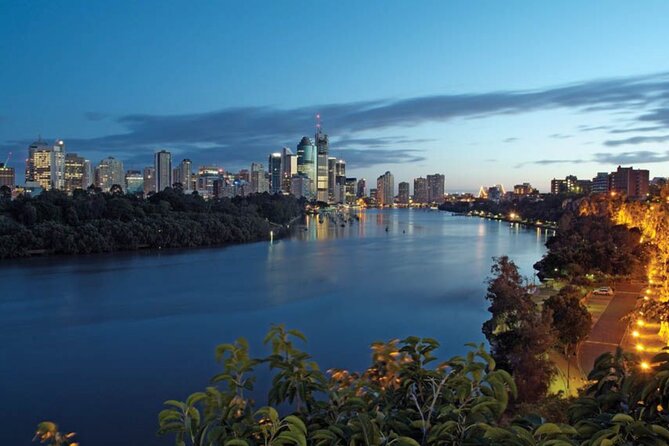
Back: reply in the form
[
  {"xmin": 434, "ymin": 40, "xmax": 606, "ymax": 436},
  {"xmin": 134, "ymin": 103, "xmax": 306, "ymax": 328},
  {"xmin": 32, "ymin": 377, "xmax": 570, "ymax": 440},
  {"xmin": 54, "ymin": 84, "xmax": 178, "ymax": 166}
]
[{"xmin": 0, "ymin": 209, "xmax": 550, "ymax": 445}]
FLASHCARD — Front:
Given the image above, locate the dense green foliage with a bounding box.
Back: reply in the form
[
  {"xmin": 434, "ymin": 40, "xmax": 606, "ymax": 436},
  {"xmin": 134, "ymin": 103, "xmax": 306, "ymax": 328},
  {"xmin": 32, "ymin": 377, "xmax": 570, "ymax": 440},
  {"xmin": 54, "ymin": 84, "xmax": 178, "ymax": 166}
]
[
  {"xmin": 149, "ymin": 326, "xmax": 669, "ymax": 446},
  {"xmin": 440, "ymin": 194, "xmax": 577, "ymax": 223},
  {"xmin": 482, "ymin": 257, "xmax": 556, "ymax": 403},
  {"xmin": 533, "ymin": 214, "xmax": 647, "ymax": 281},
  {"xmin": 0, "ymin": 188, "xmax": 303, "ymax": 259}
]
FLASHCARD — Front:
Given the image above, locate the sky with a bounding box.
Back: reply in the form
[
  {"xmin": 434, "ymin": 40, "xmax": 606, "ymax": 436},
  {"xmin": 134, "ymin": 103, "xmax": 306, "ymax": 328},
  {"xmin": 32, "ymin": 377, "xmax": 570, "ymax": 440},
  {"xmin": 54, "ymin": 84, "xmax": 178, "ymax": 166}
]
[{"xmin": 1, "ymin": 0, "xmax": 669, "ymax": 192}]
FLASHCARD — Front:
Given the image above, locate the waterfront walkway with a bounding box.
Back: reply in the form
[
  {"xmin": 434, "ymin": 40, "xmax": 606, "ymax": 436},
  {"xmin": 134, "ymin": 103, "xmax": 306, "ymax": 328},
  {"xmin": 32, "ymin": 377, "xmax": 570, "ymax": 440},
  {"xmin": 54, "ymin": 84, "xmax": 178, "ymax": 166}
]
[{"xmin": 578, "ymin": 281, "xmax": 642, "ymax": 374}]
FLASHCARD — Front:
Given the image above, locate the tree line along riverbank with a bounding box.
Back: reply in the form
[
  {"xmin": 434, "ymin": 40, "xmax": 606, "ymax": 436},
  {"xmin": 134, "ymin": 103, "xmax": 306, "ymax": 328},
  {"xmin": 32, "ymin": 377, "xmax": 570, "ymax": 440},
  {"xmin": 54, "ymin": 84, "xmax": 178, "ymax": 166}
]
[{"xmin": 0, "ymin": 188, "xmax": 304, "ymax": 259}]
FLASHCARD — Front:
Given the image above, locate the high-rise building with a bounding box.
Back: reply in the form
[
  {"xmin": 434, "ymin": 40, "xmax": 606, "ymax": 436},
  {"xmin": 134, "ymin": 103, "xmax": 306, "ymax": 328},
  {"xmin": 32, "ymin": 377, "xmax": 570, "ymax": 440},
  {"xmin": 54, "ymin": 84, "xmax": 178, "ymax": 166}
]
[
  {"xmin": 333, "ymin": 159, "xmax": 346, "ymax": 203},
  {"xmin": 250, "ymin": 162, "xmax": 269, "ymax": 194},
  {"xmin": 426, "ymin": 174, "xmax": 445, "ymax": 203},
  {"xmin": 125, "ymin": 170, "xmax": 144, "ymax": 194},
  {"xmin": 290, "ymin": 173, "xmax": 313, "ymax": 199},
  {"xmin": 197, "ymin": 166, "xmax": 225, "ymax": 197},
  {"xmin": 174, "ymin": 159, "xmax": 193, "ymax": 191},
  {"xmin": 327, "ymin": 157, "xmax": 337, "ymax": 201},
  {"xmin": 268, "ymin": 153, "xmax": 282, "ymax": 194},
  {"xmin": 25, "ymin": 138, "xmax": 50, "ymax": 183},
  {"xmin": 398, "ymin": 182, "xmax": 410, "ymax": 204},
  {"xmin": 280, "ymin": 147, "xmax": 297, "ymax": 193},
  {"xmin": 95, "ymin": 157, "xmax": 125, "ymax": 192},
  {"xmin": 82, "ymin": 160, "xmax": 94, "ymax": 190},
  {"xmin": 592, "ymin": 172, "xmax": 610, "ymax": 194},
  {"xmin": 64, "ymin": 153, "xmax": 86, "ymax": 193},
  {"xmin": 154, "ymin": 150, "xmax": 172, "ymax": 191},
  {"xmin": 315, "ymin": 119, "xmax": 329, "ymax": 202},
  {"xmin": 413, "ymin": 177, "xmax": 427, "ymax": 203},
  {"xmin": 376, "ymin": 171, "xmax": 394, "ymax": 206},
  {"xmin": 30, "ymin": 139, "xmax": 65, "ymax": 190},
  {"xmin": 296, "ymin": 137, "xmax": 316, "ymax": 198},
  {"xmin": 356, "ymin": 178, "xmax": 366, "ymax": 198},
  {"xmin": 0, "ymin": 163, "xmax": 15, "ymax": 189},
  {"xmin": 610, "ymin": 165, "xmax": 649, "ymax": 199},
  {"xmin": 345, "ymin": 178, "xmax": 357, "ymax": 204},
  {"xmin": 143, "ymin": 167, "xmax": 156, "ymax": 195},
  {"xmin": 51, "ymin": 140, "xmax": 66, "ymax": 191}
]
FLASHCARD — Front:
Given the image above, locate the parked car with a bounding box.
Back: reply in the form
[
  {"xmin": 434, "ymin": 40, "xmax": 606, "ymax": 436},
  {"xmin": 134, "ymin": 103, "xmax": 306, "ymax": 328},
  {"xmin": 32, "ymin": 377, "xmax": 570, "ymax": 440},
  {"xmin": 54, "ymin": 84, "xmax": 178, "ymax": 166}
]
[{"xmin": 593, "ymin": 287, "xmax": 614, "ymax": 296}]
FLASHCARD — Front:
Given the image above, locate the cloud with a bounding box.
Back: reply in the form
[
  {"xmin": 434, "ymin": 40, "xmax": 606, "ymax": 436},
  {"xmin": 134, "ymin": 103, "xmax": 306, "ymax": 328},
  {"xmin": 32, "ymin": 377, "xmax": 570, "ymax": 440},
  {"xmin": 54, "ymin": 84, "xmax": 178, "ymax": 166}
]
[
  {"xmin": 609, "ymin": 125, "xmax": 665, "ymax": 134},
  {"xmin": 578, "ymin": 125, "xmax": 612, "ymax": 132},
  {"xmin": 604, "ymin": 135, "xmax": 669, "ymax": 147},
  {"xmin": 593, "ymin": 150, "xmax": 669, "ymax": 164},
  {"xmin": 515, "ymin": 159, "xmax": 586, "ymax": 168},
  {"xmin": 84, "ymin": 112, "xmax": 110, "ymax": 121},
  {"xmin": 503, "ymin": 137, "xmax": 518, "ymax": 143},
  {"xmin": 4, "ymin": 71, "xmax": 669, "ymax": 170},
  {"xmin": 549, "ymin": 133, "xmax": 572, "ymax": 139},
  {"xmin": 518, "ymin": 149, "xmax": 669, "ymax": 167}
]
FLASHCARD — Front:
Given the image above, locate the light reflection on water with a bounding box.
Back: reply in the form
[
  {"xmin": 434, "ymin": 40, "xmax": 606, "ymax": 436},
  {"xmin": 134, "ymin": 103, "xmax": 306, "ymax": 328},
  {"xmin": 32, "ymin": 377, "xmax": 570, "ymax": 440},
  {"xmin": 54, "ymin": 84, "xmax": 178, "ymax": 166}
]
[{"xmin": 0, "ymin": 209, "xmax": 549, "ymax": 446}]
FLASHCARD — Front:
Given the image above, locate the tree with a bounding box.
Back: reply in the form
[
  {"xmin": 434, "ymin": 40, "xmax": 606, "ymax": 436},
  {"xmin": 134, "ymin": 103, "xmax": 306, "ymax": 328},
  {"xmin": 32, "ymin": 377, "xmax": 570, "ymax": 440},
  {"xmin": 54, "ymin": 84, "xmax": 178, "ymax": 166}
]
[
  {"xmin": 543, "ymin": 285, "xmax": 592, "ymax": 388},
  {"xmin": 483, "ymin": 256, "xmax": 555, "ymax": 402},
  {"xmin": 0, "ymin": 185, "xmax": 11, "ymax": 201}
]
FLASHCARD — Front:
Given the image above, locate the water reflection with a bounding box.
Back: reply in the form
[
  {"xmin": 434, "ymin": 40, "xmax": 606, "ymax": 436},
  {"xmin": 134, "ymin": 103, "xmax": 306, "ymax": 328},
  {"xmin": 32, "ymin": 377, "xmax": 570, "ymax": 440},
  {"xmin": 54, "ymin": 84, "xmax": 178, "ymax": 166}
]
[{"xmin": 0, "ymin": 210, "xmax": 549, "ymax": 446}]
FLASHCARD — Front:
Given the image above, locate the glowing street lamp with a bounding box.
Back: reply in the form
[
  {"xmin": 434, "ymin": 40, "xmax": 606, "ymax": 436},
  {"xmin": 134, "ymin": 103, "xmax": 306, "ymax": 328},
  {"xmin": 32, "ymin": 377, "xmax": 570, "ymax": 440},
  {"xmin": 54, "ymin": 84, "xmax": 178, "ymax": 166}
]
[{"xmin": 640, "ymin": 361, "xmax": 650, "ymax": 371}]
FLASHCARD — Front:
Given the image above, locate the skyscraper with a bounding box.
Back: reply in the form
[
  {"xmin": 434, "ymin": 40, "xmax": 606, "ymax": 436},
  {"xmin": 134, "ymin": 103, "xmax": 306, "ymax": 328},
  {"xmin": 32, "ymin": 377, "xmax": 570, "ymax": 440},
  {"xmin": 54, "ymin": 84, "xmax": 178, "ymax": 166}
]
[
  {"xmin": 327, "ymin": 157, "xmax": 337, "ymax": 201},
  {"xmin": 82, "ymin": 160, "xmax": 94, "ymax": 190},
  {"xmin": 143, "ymin": 167, "xmax": 156, "ymax": 195},
  {"xmin": 30, "ymin": 139, "xmax": 65, "ymax": 190},
  {"xmin": 64, "ymin": 153, "xmax": 86, "ymax": 192},
  {"xmin": 377, "ymin": 171, "xmax": 394, "ymax": 206},
  {"xmin": 268, "ymin": 153, "xmax": 282, "ymax": 194},
  {"xmin": 96, "ymin": 157, "xmax": 125, "ymax": 192},
  {"xmin": 296, "ymin": 137, "xmax": 316, "ymax": 198},
  {"xmin": 426, "ymin": 174, "xmax": 445, "ymax": 203},
  {"xmin": 398, "ymin": 182, "xmax": 410, "ymax": 204},
  {"xmin": 280, "ymin": 147, "xmax": 297, "ymax": 193},
  {"xmin": 251, "ymin": 162, "xmax": 269, "ymax": 194},
  {"xmin": 315, "ymin": 116, "xmax": 329, "ymax": 202},
  {"xmin": 51, "ymin": 140, "xmax": 66, "ymax": 190},
  {"xmin": 174, "ymin": 159, "xmax": 193, "ymax": 191},
  {"xmin": 345, "ymin": 178, "xmax": 357, "ymax": 204},
  {"xmin": 356, "ymin": 178, "xmax": 366, "ymax": 198},
  {"xmin": 334, "ymin": 159, "xmax": 346, "ymax": 203},
  {"xmin": 25, "ymin": 138, "xmax": 50, "ymax": 183},
  {"xmin": 413, "ymin": 177, "xmax": 427, "ymax": 204},
  {"xmin": 154, "ymin": 150, "xmax": 172, "ymax": 191}
]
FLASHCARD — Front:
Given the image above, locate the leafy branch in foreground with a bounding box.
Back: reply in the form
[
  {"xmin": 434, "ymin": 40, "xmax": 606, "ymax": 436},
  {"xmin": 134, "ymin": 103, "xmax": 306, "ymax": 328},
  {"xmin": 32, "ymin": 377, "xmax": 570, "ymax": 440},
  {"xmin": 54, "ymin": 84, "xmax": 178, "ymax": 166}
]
[{"xmin": 36, "ymin": 330, "xmax": 669, "ymax": 445}]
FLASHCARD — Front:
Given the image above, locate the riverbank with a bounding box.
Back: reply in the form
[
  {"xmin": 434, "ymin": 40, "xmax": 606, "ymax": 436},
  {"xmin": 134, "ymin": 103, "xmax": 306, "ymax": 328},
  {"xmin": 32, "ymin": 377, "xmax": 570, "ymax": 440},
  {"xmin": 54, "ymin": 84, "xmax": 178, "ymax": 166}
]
[
  {"xmin": 448, "ymin": 210, "xmax": 558, "ymax": 230},
  {"xmin": 0, "ymin": 191, "xmax": 304, "ymax": 259}
]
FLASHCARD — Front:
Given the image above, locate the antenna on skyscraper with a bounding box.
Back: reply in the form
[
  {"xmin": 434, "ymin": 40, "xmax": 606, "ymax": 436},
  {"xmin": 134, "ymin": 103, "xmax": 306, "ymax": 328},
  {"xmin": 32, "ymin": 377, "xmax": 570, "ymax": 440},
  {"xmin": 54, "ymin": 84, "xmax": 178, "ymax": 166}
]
[{"xmin": 4, "ymin": 151, "xmax": 12, "ymax": 166}]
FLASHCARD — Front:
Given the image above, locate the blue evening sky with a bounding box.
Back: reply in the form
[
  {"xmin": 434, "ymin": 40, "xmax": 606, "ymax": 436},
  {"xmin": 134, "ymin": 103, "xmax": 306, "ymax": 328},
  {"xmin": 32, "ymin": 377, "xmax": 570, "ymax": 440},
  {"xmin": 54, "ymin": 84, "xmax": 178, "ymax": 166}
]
[{"xmin": 2, "ymin": 0, "xmax": 669, "ymax": 192}]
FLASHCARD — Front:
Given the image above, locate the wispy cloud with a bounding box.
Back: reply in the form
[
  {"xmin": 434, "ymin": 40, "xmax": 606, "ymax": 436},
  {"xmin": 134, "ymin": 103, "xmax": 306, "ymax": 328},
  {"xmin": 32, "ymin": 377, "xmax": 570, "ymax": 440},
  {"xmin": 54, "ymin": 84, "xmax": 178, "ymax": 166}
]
[
  {"xmin": 604, "ymin": 135, "xmax": 669, "ymax": 147},
  {"xmin": 518, "ymin": 149, "xmax": 669, "ymax": 167},
  {"xmin": 3, "ymin": 71, "xmax": 669, "ymax": 169}
]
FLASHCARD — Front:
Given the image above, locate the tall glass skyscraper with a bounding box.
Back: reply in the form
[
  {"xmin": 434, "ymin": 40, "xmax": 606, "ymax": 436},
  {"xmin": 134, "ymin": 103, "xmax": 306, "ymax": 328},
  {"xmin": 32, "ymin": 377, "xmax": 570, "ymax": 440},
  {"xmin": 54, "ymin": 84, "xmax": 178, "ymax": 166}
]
[{"xmin": 296, "ymin": 137, "xmax": 316, "ymax": 198}]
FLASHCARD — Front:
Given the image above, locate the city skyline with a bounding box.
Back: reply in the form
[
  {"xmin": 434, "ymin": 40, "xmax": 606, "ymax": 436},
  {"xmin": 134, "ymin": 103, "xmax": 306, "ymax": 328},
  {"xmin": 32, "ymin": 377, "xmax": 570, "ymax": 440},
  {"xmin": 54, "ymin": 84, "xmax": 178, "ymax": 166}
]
[{"xmin": 2, "ymin": 1, "xmax": 669, "ymax": 191}]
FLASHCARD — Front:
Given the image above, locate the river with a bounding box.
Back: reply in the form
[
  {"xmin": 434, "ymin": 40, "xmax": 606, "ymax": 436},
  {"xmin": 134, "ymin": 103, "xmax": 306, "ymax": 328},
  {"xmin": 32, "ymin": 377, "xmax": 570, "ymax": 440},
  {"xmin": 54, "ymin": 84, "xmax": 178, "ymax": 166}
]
[{"xmin": 0, "ymin": 209, "xmax": 551, "ymax": 445}]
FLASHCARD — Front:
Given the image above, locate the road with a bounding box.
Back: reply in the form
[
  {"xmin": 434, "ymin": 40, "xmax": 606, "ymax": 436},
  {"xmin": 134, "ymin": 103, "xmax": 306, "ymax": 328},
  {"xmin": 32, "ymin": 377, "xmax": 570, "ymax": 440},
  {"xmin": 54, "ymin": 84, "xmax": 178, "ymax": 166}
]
[{"xmin": 578, "ymin": 281, "xmax": 643, "ymax": 375}]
